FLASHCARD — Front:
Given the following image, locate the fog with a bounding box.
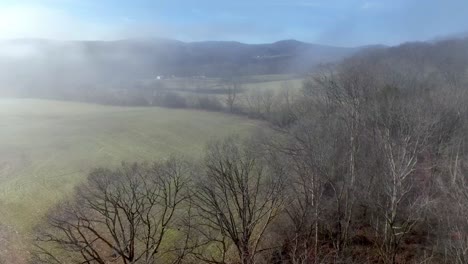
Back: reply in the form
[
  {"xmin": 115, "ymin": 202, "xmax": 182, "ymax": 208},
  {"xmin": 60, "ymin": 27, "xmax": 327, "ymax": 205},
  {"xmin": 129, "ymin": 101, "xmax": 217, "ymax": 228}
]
[
  {"xmin": 1, "ymin": 1, "xmax": 468, "ymax": 100},
  {"xmin": 0, "ymin": 38, "xmax": 364, "ymax": 101},
  {"xmin": 0, "ymin": 39, "xmax": 155, "ymax": 97},
  {"xmin": 3, "ymin": 1, "xmax": 468, "ymax": 264}
]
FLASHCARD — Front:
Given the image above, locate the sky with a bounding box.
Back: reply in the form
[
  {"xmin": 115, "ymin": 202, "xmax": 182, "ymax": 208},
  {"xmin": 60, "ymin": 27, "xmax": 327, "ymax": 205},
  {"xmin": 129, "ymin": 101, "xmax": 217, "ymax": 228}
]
[{"xmin": 0, "ymin": 0, "xmax": 468, "ymax": 46}]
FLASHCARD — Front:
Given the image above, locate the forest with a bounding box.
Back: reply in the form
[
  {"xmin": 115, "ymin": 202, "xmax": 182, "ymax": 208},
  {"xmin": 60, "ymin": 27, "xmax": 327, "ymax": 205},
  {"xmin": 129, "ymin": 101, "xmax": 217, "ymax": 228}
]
[{"xmin": 32, "ymin": 37, "xmax": 468, "ymax": 264}]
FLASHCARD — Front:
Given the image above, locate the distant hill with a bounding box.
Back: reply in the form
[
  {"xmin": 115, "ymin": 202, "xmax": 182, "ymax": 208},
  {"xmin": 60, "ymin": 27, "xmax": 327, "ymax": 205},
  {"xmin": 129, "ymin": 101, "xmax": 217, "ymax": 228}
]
[{"xmin": 0, "ymin": 38, "xmax": 374, "ymax": 96}]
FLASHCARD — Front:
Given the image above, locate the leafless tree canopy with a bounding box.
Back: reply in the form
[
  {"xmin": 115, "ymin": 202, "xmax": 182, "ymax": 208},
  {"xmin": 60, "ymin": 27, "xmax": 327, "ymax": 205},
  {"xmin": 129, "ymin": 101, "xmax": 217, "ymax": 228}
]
[
  {"xmin": 191, "ymin": 138, "xmax": 285, "ymax": 264},
  {"xmin": 34, "ymin": 158, "xmax": 191, "ymax": 264},
  {"xmin": 33, "ymin": 38, "xmax": 468, "ymax": 264}
]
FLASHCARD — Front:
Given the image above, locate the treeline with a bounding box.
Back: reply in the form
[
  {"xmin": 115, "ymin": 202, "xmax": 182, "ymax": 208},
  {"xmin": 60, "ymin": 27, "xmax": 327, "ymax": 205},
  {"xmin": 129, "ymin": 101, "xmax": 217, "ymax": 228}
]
[
  {"xmin": 64, "ymin": 78, "xmax": 298, "ymax": 122},
  {"xmin": 33, "ymin": 38, "xmax": 468, "ymax": 263}
]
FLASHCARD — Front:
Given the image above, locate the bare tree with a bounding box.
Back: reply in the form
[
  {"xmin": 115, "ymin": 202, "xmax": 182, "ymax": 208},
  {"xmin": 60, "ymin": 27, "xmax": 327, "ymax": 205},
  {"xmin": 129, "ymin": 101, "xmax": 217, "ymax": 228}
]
[
  {"xmin": 243, "ymin": 89, "xmax": 276, "ymax": 119},
  {"xmin": 223, "ymin": 79, "xmax": 242, "ymax": 113},
  {"xmin": 192, "ymin": 137, "xmax": 285, "ymax": 264},
  {"xmin": 34, "ymin": 158, "xmax": 191, "ymax": 264},
  {"xmin": 372, "ymin": 120, "xmax": 430, "ymax": 263},
  {"xmin": 436, "ymin": 140, "xmax": 468, "ymax": 264}
]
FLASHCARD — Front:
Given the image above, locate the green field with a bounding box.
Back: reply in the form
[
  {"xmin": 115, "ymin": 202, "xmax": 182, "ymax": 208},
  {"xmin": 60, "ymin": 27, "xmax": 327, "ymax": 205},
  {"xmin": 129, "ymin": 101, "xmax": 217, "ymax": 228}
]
[
  {"xmin": 243, "ymin": 78, "xmax": 303, "ymax": 92},
  {"xmin": 0, "ymin": 98, "xmax": 260, "ymax": 259},
  {"xmin": 157, "ymin": 74, "xmax": 303, "ymax": 93}
]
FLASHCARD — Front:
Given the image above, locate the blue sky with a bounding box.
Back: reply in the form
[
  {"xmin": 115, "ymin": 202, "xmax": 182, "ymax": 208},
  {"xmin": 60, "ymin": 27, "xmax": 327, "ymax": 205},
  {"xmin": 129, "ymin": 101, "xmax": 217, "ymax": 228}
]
[{"xmin": 0, "ymin": 0, "xmax": 468, "ymax": 46}]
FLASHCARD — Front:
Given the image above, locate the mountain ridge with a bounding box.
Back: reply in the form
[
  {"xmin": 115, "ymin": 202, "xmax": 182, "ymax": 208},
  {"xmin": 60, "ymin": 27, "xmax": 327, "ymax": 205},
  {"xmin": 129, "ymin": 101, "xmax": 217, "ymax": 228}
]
[{"xmin": 0, "ymin": 38, "xmax": 380, "ymax": 96}]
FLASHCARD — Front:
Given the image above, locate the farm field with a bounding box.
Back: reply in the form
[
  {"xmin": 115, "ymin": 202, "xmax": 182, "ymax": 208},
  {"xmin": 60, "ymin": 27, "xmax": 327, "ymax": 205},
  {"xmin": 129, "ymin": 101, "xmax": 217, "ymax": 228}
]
[
  {"xmin": 0, "ymin": 98, "xmax": 260, "ymax": 261},
  {"xmin": 157, "ymin": 74, "xmax": 304, "ymax": 93},
  {"xmin": 242, "ymin": 78, "xmax": 303, "ymax": 92}
]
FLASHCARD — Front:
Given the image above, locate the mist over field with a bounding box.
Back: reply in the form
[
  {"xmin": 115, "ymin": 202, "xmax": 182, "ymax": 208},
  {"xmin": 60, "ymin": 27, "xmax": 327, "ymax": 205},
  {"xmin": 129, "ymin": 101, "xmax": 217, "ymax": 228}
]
[
  {"xmin": 0, "ymin": 38, "xmax": 368, "ymax": 100},
  {"xmin": 2, "ymin": 1, "xmax": 468, "ymax": 264}
]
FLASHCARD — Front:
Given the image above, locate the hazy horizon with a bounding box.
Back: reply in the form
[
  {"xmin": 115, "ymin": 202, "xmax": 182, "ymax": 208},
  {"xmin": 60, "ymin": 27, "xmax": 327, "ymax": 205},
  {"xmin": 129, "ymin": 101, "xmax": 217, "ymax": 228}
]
[
  {"xmin": 1, "ymin": 0, "xmax": 468, "ymax": 46},
  {"xmin": 0, "ymin": 32, "xmax": 466, "ymax": 49}
]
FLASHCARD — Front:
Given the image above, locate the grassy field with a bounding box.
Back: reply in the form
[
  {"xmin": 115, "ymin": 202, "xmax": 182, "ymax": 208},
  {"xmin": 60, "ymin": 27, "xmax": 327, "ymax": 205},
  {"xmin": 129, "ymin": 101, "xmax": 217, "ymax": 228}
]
[
  {"xmin": 242, "ymin": 78, "xmax": 303, "ymax": 92},
  {"xmin": 158, "ymin": 74, "xmax": 304, "ymax": 93},
  {"xmin": 0, "ymin": 98, "xmax": 260, "ymax": 261}
]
